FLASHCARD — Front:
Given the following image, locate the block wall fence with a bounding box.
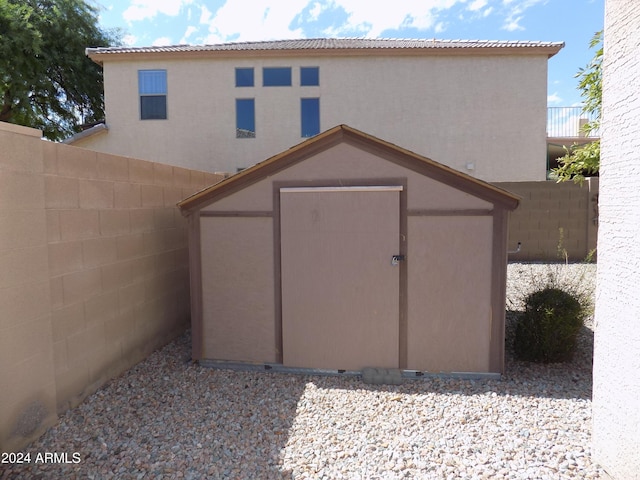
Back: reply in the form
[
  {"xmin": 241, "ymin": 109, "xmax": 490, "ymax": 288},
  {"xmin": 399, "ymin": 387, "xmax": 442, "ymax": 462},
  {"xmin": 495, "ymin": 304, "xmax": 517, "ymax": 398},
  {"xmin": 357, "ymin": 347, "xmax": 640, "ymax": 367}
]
[
  {"xmin": 0, "ymin": 122, "xmax": 223, "ymax": 452},
  {"xmin": 496, "ymin": 179, "xmax": 599, "ymax": 262}
]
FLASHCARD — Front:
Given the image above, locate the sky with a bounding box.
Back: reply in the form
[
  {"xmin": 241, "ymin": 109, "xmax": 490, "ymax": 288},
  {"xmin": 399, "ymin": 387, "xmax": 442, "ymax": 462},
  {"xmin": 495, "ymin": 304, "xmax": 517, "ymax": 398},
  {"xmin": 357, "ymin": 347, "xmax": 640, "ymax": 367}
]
[{"xmin": 95, "ymin": 0, "xmax": 604, "ymax": 107}]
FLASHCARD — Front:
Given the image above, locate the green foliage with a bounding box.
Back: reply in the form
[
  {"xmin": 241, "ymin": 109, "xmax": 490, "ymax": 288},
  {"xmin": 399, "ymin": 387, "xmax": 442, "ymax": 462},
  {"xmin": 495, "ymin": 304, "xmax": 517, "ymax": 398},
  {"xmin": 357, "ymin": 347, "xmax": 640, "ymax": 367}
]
[
  {"xmin": 577, "ymin": 30, "xmax": 603, "ymax": 131},
  {"xmin": 553, "ymin": 30, "xmax": 603, "ymax": 184},
  {"xmin": 553, "ymin": 140, "xmax": 600, "ymax": 185},
  {"xmin": 514, "ymin": 287, "xmax": 586, "ymax": 363},
  {"xmin": 0, "ymin": 0, "xmax": 122, "ymax": 140}
]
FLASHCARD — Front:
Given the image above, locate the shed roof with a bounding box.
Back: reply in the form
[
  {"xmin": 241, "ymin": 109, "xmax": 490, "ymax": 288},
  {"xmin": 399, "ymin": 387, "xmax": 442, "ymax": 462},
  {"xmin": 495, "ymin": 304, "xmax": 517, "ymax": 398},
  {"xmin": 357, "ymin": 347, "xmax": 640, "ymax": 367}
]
[
  {"xmin": 87, "ymin": 38, "xmax": 563, "ymax": 64},
  {"xmin": 177, "ymin": 125, "xmax": 520, "ymax": 215}
]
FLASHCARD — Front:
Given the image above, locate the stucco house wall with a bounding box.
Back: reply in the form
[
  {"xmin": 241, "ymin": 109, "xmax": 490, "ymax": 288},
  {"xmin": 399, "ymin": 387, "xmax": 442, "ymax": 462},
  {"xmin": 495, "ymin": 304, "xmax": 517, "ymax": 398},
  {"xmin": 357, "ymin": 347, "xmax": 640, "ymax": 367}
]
[
  {"xmin": 73, "ymin": 39, "xmax": 561, "ymax": 182},
  {"xmin": 592, "ymin": 2, "xmax": 640, "ymax": 479}
]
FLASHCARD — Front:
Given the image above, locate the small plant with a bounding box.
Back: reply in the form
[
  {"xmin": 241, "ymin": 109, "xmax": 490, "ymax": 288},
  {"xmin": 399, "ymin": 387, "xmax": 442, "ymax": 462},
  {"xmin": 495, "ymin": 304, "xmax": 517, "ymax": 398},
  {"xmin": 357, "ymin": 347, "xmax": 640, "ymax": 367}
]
[
  {"xmin": 584, "ymin": 248, "xmax": 597, "ymax": 263},
  {"xmin": 557, "ymin": 227, "xmax": 569, "ymax": 264},
  {"xmin": 514, "ymin": 287, "xmax": 586, "ymax": 363}
]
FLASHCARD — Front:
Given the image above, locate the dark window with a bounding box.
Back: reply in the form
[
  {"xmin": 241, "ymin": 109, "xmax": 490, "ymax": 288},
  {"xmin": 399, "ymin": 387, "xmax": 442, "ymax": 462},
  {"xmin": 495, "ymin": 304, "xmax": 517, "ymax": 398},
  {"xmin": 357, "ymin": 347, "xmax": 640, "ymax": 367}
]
[
  {"xmin": 301, "ymin": 98, "xmax": 320, "ymax": 137},
  {"xmin": 263, "ymin": 67, "xmax": 292, "ymax": 86},
  {"xmin": 300, "ymin": 67, "xmax": 319, "ymax": 86},
  {"xmin": 139, "ymin": 70, "xmax": 167, "ymax": 120},
  {"xmin": 140, "ymin": 96, "xmax": 167, "ymax": 120},
  {"xmin": 235, "ymin": 68, "xmax": 254, "ymax": 87},
  {"xmin": 236, "ymin": 99, "xmax": 255, "ymax": 138}
]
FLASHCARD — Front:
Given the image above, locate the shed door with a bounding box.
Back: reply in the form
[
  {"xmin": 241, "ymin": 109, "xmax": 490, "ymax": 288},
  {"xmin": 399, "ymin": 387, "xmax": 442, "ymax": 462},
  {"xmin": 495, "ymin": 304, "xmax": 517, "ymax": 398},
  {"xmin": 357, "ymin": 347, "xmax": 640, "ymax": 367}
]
[{"xmin": 280, "ymin": 186, "xmax": 401, "ymax": 371}]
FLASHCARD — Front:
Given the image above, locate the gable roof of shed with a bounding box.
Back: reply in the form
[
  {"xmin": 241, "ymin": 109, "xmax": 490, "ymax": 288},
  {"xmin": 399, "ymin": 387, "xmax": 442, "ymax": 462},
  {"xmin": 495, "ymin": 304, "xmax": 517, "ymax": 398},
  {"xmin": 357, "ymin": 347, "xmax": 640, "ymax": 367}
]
[
  {"xmin": 177, "ymin": 125, "xmax": 520, "ymax": 215},
  {"xmin": 87, "ymin": 38, "xmax": 563, "ymax": 64}
]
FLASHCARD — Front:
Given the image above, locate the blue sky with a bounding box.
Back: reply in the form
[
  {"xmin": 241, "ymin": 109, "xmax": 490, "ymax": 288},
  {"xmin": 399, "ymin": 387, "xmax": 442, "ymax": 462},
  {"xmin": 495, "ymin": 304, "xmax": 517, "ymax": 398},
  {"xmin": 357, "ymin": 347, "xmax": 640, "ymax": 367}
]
[{"xmin": 96, "ymin": 0, "xmax": 604, "ymax": 107}]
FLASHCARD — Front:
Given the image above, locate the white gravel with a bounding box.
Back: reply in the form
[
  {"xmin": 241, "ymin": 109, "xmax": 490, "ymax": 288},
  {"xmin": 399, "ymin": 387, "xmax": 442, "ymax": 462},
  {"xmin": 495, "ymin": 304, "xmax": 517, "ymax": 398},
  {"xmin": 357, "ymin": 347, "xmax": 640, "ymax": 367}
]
[{"xmin": 2, "ymin": 263, "xmax": 604, "ymax": 479}]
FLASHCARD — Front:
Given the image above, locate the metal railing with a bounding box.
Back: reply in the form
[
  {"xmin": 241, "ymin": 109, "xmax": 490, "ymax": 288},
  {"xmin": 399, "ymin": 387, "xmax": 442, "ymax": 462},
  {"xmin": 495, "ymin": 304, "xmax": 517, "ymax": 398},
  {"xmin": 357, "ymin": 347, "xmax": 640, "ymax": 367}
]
[{"xmin": 547, "ymin": 107, "xmax": 600, "ymax": 138}]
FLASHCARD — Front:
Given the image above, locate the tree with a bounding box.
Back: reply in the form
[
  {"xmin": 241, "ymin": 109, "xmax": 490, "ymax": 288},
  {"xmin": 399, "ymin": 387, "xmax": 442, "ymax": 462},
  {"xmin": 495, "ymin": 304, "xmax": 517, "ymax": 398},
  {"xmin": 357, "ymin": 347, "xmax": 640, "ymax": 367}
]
[
  {"xmin": 553, "ymin": 30, "xmax": 603, "ymax": 184},
  {"xmin": 0, "ymin": 0, "xmax": 121, "ymax": 140}
]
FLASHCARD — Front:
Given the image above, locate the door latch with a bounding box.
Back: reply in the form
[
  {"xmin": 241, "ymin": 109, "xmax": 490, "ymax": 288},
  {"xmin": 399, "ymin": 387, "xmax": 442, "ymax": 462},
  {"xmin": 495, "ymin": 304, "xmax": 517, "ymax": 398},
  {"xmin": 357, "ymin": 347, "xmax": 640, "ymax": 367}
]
[{"xmin": 391, "ymin": 255, "xmax": 405, "ymax": 266}]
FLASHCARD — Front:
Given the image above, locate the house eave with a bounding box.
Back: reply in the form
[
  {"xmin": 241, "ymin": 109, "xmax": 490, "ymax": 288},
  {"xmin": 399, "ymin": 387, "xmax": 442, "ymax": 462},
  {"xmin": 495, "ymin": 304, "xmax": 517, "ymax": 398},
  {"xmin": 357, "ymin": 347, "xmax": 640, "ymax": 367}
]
[{"xmin": 63, "ymin": 122, "xmax": 108, "ymax": 145}]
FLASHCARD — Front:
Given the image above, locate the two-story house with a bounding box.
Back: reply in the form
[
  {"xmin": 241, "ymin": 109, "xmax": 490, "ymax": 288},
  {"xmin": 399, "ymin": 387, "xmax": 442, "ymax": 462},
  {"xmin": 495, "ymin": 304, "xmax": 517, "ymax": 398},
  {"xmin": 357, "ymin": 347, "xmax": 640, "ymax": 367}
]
[{"xmin": 67, "ymin": 38, "xmax": 563, "ymax": 182}]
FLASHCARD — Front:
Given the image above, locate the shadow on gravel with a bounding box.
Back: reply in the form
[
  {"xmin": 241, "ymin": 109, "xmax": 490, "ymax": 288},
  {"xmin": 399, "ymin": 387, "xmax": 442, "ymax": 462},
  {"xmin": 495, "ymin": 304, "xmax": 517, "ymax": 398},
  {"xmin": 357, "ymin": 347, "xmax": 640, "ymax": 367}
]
[{"xmin": 4, "ymin": 332, "xmax": 304, "ymax": 480}]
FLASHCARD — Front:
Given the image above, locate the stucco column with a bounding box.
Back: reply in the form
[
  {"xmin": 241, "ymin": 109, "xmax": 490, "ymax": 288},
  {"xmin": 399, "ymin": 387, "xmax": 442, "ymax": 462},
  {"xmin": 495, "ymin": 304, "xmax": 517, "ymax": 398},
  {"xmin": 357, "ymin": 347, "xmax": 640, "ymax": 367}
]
[{"xmin": 592, "ymin": 2, "xmax": 640, "ymax": 479}]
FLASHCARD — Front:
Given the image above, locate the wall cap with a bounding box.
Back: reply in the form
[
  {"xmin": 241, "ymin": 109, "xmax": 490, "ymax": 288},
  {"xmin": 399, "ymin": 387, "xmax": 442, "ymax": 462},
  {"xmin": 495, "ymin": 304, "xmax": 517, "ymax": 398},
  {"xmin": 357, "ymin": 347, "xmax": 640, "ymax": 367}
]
[{"xmin": 0, "ymin": 121, "xmax": 42, "ymax": 138}]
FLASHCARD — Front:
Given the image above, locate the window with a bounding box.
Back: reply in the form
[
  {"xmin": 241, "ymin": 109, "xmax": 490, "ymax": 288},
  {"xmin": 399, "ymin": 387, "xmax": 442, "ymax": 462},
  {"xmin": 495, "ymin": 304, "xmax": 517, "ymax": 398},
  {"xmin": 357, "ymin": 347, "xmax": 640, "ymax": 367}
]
[
  {"xmin": 301, "ymin": 98, "xmax": 320, "ymax": 137},
  {"xmin": 235, "ymin": 68, "xmax": 254, "ymax": 87},
  {"xmin": 236, "ymin": 99, "xmax": 255, "ymax": 138},
  {"xmin": 138, "ymin": 70, "xmax": 167, "ymax": 120},
  {"xmin": 263, "ymin": 67, "xmax": 292, "ymax": 86},
  {"xmin": 300, "ymin": 67, "xmax": 319, "ymax": 86}
]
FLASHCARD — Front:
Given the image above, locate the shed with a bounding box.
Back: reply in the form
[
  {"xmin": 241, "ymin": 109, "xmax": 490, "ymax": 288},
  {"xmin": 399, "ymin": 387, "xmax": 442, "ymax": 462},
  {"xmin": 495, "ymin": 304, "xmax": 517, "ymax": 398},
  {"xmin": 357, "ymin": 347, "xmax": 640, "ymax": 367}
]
[{"xmin": 178, "ymin": 125, "xmax": 519, "ymax": 375}]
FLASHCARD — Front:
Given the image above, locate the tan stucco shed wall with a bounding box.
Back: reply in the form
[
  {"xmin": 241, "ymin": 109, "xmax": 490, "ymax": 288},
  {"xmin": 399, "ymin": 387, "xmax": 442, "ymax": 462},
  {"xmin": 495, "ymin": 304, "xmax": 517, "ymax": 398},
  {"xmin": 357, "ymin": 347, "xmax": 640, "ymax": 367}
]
[
  {"xmin": 200, "ymin": 217, "xmax": 277, "ymax": 363},
  {"xmin": 201, "ymin": 142, "xmax": 493, "ymax": 213},
  {"xmin": 81, "ymin": 53, "xmax": 548, "ymax": 182},
  {"xmin": 407, "ymin": 216, "xmax": 493, "ymax": 372},
  {"xmin": 193, "ymin": 133, "xmax": 511, "ymax": 373}
]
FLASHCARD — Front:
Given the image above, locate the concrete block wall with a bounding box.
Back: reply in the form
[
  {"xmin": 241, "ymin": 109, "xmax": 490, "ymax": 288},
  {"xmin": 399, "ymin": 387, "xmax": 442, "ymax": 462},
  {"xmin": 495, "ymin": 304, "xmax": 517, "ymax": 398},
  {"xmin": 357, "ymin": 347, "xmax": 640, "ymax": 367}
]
[
  {"xmin": 0, "ymin": 122, "xmax": 222, "ymax": 451},
  {"xmin": 0, "ymin": 123, "xmax": 58, "ymax": 454},
  {"xmin": 495, "ymin": 180, "xmax": 599, "ymax": 262}
]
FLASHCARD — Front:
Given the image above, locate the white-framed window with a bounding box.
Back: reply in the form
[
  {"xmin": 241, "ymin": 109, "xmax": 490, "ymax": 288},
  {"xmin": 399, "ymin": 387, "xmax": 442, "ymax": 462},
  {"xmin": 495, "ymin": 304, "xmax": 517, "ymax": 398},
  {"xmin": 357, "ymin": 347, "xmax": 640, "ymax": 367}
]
[{"xmin": 138, "ymin": 70, "xmax": 167, "ymax": 120}]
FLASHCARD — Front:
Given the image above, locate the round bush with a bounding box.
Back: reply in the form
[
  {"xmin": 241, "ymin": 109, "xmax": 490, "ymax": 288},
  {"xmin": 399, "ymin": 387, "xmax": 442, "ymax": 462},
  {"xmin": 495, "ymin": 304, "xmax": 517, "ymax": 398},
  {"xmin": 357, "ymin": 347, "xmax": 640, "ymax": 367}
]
[{"xmin": 514, "ymin": 287, "xmax": 585, "ymax": 363}]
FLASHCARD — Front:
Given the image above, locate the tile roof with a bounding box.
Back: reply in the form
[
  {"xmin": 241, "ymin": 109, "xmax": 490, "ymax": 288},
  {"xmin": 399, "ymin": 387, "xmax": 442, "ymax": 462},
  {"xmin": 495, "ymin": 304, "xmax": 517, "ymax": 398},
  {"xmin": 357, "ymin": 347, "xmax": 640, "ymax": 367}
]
[{"xmin": 87, "ymin": 37, "xmax": 563, "ymax": 57}]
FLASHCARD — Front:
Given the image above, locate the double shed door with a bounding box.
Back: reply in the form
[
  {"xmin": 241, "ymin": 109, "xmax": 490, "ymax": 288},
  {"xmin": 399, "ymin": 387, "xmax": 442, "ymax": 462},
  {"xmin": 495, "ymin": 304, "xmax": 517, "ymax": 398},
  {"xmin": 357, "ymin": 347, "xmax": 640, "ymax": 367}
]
[{"xmin": 279, "ymin": 186, "xmax": 402, "ymax": 371}]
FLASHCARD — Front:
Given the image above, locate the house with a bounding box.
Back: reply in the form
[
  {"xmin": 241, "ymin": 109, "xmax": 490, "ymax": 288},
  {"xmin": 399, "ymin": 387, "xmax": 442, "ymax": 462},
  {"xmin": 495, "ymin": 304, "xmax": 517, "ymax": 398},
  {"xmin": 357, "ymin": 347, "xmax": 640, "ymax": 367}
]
[
  {"xmin": 69, "ymin": 38, "xmax": 563, "ymax": 182},
  {"xmin": 177, "ymin": 125, "xmax": 519, "ymax": 375}
]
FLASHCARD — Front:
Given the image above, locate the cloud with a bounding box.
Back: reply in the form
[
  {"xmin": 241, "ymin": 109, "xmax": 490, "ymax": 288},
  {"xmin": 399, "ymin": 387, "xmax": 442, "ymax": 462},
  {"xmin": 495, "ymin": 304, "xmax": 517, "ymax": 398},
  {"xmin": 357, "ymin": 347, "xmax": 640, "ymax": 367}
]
[
  {"xmin": 547, "ymin": 92, "xmax": 562, "ymax": 104},
  {"xmin": 197, "ymin": 0, "xmax": 467, "ymax": 44},
  {"xmin": 468, "ymin": 0, "xmax": 488, "ymax": 11},
  {"xmin": 467, "ymin": 0, "xmax": 492, "ymax": 20},
  {"xmin": 307, "ymin": 1, "xmax": 326, "ymax": 21},
  {"xmin": 503, "ymin": 16, "xmax": 523, "ymax": 31},
  {"xmin": 123, "ymin": 0, "xmax": 194, "ymax": 23},
  {"xmin": 501, "ymin": 0, "xmax": 548, "ymax": 31},
  {"xmin": 321, "ymin": 0, "xmax": 465, "ymax": 37},
  {"xmin": 199, "ymin": 4, "xmax": 212, "ymax": 24},
  {"xmin": 201, "ymin": 0, "xmax": 308, "ymax": 43},
  {"xmin": 180, "ymin": 26, "xmax": 199, "ymax": 44},
  {"xmin": 123, "ymin": 34, "xmax": 138, "ymax": 46},
  {"xmin": 152, "ymin": 36, "xmax": 173, "ymax": 46}
]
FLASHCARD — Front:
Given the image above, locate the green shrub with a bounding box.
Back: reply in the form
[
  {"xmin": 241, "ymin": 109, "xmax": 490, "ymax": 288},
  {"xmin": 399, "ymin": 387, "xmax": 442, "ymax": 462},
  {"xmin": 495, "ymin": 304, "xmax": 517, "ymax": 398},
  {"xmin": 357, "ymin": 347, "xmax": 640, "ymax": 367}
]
[{"xmin": 514, "ymin": 287, "xmax": 585, "ymax": 363}]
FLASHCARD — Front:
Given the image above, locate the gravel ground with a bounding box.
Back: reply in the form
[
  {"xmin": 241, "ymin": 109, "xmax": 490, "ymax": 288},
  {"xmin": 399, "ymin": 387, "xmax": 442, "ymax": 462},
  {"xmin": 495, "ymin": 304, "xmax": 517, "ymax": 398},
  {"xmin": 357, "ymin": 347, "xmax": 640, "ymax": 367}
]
[{"xmin": 2, "ymin": 263, "xmax": 603, "ymax": 480}]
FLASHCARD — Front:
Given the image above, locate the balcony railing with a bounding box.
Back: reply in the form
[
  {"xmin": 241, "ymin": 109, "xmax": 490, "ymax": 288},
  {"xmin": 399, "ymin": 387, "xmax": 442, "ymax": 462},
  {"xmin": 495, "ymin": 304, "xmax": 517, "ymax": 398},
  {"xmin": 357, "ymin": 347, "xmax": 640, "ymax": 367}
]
[{"xmin": 547, "ymin": 107, "xmax": 600, "ymax": 138}]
